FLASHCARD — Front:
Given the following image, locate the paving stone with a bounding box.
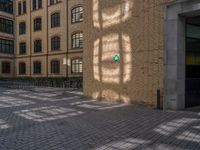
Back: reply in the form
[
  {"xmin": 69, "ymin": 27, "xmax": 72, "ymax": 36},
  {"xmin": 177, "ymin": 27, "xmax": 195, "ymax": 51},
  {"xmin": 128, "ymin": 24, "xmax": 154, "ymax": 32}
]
[{"xmin": 0, "ymin": 87, "xmax": 199, "ymax": 150}]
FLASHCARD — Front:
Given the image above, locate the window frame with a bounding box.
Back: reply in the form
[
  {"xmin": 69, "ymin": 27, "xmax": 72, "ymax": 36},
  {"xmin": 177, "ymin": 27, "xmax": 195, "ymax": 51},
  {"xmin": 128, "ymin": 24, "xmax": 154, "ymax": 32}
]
[
  {"xmin": 51, "ymin": 12, "xmax": 60, "ymax": 28},
  {"xmin": 51, "ymin": 60, "xmax": 60, "ymax": 74},
  {"xmin": 19, "ymin": 62, "xmax": 26, "ymax": 75},
  {"xmin": 23, "ymin": 1, "xmax": 26, "ymax": 14},
  {"xmin": 1, "ymin": 61, "xmax": 11, "ymax": 74},
  {"xmin": 19, "ymin": 42, "xmax": 26, "ymax": 55},
  {"xmin": 34, "ymin": 39, "xmax": 42, "ymax": 53},
  {"xmin": 0, "ymin": 38, "xmax": 14, "ymax": 54},
  {"xmin": 71, "ymin": 58, "xmax": 83, "ymax": 74},
  {"xmin": 71, "ymin": 32, "xmax": 83, "ymax": 49},
  {"xmin": 0, "ymin": 17, "xmax": 13, "ymax": 34},
  {"xmin": 34, "ymin": 17, "xmax": 42, "ymax": 31},
  {"xmin": 51, "ymin": 36, "xmax": 60, "ymax": 51},
  {"xmin": 71, "ymin": 6, "xmax": 83, "ymax": 24},
  {"xmin": 18, "ymin": 2, "xmax": 22, "ymax": 15},
  {"xmin": 19, "ymin": 22, "xmax": 26, "ymax": 35},
  {"xmin": 32, "ymin": 0, "xmax": 37, "ymax": 10},
  {"xmin": 33, "ymin": 61, "xmax": 41, "ymax": 74},
  {"xmin": 38, "ymin": 0, "xmax": 42, "ymax": 9}
]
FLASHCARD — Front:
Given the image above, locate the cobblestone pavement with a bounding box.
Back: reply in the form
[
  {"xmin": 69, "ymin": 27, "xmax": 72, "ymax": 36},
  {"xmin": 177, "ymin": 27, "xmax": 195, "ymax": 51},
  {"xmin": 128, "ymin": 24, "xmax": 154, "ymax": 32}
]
[{"xmin": 0, "ymin": 87, "xmax": 199, "ymax": 150}]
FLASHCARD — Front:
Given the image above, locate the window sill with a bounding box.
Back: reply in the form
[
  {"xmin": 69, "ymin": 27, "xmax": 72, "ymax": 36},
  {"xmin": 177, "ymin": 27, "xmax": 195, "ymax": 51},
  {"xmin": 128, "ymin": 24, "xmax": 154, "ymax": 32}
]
[
  {"xmin": 71, "ymin": 47, "xmax": 83, "ymax": 50},
  {"xmin": 71, "ymin": 20, "xmax": 83, "ymax": 24},
  {"xmin": 48, "ymin": 1, "xmax": 62, "ymax": 7},
  {"xmin": 33, "ymin": 51, "xmax": 42, "ymax": 54},
  {"xmin": 31, "ymin": 8, "xmax": 43, "ymax": 13},
  {"xmin": 17, "ymin": 13, "xmax": 27, "ymax": 17},
  {"xmin": 51, "ymin": 49, "xmax": 61, "ymax": 52},
  {"xmin": 71, "ymin": 73, "xmax": 83, "ymax": 75},
  {"xmin": 19, "ymin": 33, "xmax": 26, "ymax": 36},
  {"xmin": 51, "ymin": 25, "xmax": 61, "ymax": 29},
  {"xmin": 50, "ymin": 73, "xmax": 60, "ymax": 75},
  {"xmin": 34, "ymin": 29, "xmax": 42, "ymax": 32}
]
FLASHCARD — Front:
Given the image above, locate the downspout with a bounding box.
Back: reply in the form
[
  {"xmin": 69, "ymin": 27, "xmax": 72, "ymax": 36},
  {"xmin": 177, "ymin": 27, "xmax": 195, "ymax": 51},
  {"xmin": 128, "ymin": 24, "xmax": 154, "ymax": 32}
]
[
  {"xmin": 46, "ymin": 1, "xmax": 49, "ymax": 77},
  {"xmin": 66, "ymin": 0, "xmax": 69, "ymax": 78}
]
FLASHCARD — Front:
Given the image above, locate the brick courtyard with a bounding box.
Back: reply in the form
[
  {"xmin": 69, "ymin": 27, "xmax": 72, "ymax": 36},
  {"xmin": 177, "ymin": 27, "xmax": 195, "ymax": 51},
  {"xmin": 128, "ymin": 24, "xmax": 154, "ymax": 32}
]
[{"xmin": 0, "ymin": 87, "xmax": 199, "ymax": 150}]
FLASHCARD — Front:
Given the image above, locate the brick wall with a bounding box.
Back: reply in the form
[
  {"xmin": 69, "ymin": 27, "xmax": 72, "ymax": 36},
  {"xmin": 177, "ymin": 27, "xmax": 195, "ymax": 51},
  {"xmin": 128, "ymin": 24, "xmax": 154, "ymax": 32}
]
[{"xmin": 83, "ymin": 0, "xmax": 175, "ymax": 106}]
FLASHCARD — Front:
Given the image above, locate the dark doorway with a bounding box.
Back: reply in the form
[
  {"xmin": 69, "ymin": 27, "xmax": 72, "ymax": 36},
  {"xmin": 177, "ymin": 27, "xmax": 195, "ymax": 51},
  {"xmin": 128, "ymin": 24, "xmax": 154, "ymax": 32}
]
[{"xmin": 185, "ymin": 16, "xmax": 200, "ymax": 107}]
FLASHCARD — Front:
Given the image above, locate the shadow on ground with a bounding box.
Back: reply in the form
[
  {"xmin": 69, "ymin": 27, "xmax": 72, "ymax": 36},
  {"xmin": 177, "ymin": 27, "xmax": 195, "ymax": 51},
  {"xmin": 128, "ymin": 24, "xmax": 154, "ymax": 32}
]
[{"xmin": 0, "ymin": 87, "xmax": 199, "ymax": 150}]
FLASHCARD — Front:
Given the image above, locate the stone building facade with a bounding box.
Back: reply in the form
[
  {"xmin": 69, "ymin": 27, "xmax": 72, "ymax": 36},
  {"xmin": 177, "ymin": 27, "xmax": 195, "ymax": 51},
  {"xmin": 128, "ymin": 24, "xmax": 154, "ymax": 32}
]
[
  {"xmin": 83, "ymin": 0, "xmax": 200, "ymax": 110},
  {"xmin": 14, "ymin": 0, "xmax": 83, "ymax": 78},
  {"xmin": 0, "ymin": 0, "xmax": 14, "ymax": 78}
]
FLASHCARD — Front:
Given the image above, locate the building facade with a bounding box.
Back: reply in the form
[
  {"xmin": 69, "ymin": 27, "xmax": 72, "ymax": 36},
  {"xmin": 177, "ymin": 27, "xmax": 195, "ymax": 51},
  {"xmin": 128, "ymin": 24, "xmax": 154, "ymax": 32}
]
[
  {"xmin": 0, "ymin": 0, "xmax": 14, "ymax": 78},
  {"xmin": 83, "ymin": 0, "xmax": 200, "ymax": 110},
  {"xmin": 15, "ymin": 0, "xmax": 83, "ymax": 78}
]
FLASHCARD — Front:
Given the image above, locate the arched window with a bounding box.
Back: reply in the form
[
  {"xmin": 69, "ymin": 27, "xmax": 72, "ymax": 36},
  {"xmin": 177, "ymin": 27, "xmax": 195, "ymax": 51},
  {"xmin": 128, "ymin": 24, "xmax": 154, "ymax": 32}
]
[
  {"xmin": 71, "ymin": 6, "xmax": 83, "ymax": 23},
  {"xmin": 34, "ymin": 17, "xmax": 42, "ymax": 31},
  {"xmin": 34, "ymin": 40, "xmax": 42, "ymax": 53},
  {"xmin": 71, "ymin": 58, "xmax": 82, "ymax": 74},
  {"xmin": 51, "ymin": 36, "xmax": 60, "ymax": 51},
  {"xmin": 51, "ymin": 60, "xmax": 60, "ymax": 74},
  {"xmin": 19, "ymin": 62, "xmax": 26, "ymax": 75},
  {"xmin": 51, "ymin": 12, "xmax": 60, "ymax": 28},
  {"xmin": 33, "ymin": 61, "xmax": 41, "ymax": 74},
  {"xmin": 72, "ymin": 32, "xmax": 83, "ymax": 49}
]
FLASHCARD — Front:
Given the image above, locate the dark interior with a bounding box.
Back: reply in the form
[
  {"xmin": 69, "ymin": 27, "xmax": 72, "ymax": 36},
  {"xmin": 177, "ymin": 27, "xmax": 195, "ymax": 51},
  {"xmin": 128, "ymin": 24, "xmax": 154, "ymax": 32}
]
[{"xmin": 185, "ymin": 16, "xmax": 200, "ymax": 107}]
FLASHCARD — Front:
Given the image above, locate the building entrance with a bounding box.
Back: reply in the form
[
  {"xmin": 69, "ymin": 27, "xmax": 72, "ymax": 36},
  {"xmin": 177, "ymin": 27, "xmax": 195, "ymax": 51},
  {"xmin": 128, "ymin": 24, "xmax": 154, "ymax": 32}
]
[{"xmin": 185, "ymin": 16, "xmax": 200, "ymax": 108}]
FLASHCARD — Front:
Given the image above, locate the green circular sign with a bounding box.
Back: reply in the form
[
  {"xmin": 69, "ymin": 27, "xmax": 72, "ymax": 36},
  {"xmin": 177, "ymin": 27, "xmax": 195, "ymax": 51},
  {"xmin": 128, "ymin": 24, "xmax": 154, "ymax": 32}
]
[{"xmin": 113, "ymin": 54, "xmax": 120, "ymax": 62}]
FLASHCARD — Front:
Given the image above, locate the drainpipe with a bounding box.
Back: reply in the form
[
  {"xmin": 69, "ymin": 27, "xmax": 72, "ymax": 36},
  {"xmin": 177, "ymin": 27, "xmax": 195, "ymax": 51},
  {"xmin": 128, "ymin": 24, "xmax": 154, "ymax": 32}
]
[{"xmin": 66, "ymin": 0, "xmax": 69, "ymax": 78}]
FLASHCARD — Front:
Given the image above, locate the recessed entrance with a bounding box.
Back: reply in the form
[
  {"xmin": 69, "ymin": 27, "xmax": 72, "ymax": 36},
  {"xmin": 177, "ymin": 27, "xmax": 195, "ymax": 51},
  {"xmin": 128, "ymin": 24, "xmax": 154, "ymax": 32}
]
[{"xmin": 185, "ymin": 16, "xmax": 200, "ymax": 108}]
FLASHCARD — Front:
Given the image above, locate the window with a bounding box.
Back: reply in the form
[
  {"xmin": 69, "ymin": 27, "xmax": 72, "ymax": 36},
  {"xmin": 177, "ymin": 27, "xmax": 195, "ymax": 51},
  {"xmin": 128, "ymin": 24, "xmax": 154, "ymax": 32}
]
[
  {"xmin": 0, "ymin": 18, "xmax": 13, "ymax": 34},
  {"xmin": 50, "ymin": 0, "xmax": 54, "ymax": 5},
  {"xmin": 49, "ymin": 0, "xmax": 60, "ymax": 5},
  {"xmin": 2, "ymin": 62, "xmax": 11, "ymax": 74},
  {"xmin": 34, "ymin": 17, "xmax": 42, "ymax": 31},
  {"xmin": 19, "ymin": 42, "xmax": 26, "ymax": 54},
  {"xmin": 72, "ymin": 6, "xmax": 83, "ymax": 23},
  {"xmin": 19, "ymin": 22, "xmax": 26, "ymax": 35},
  {"xmin": 32, "ymin": 0, "xmax": 37, "ymax": 10},
  {"xmin": 23, "ymin": 1, "xmax": 26, "ymax": 14},
  {"xmin": 51, "ymin": 60, "xmax": 60, "ymax": 74},
  {"xmin": 18, "ymin": 2, "xmax": 21, "ymax": 15},
  {"xmin": 72, "ymin": 32, "xmax": 83, "ymax": 49},
  {"xmin": 38, "ymin": 0, "xmax": 42, "ymax": 9},
  {"xmin": 33, "ymin": 61, "xmax": 41, "ymax": 74},
  {"xmin": 0, "ymin": 0, "xmax": 13, "ymax": 14},
  {"xmin": 51, "ymin": 12, "xmax": 60, "ymax": 28},
  {"xmin": 34, "ymin": 40, "xmax": 42, "ymax": 53},
  {"xmin": 71, "ymin": 59, "xmax": 82, "ymax": 74},
  {"xmin": 0, "ymin": 39, "xmax": 14, "ymax": 54},
  {"xmin": 19, "ymin": 62, "xmax": 26, "ymax": 75},
  {"xmin": 51, "ymin": 36, "xmax": 60, "ymax": 51}
]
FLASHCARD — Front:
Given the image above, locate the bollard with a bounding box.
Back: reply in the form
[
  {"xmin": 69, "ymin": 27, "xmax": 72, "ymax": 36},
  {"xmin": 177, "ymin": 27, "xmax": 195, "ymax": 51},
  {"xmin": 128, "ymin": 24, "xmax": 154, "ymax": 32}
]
[{"xmin": 157, "ymin": 89, "xmax": 161, "ymax": 109}]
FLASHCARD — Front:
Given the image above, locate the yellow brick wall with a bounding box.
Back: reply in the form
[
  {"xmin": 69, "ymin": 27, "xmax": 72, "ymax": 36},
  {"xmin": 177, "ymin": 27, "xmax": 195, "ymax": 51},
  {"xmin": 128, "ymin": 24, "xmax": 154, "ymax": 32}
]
[
  {"xmin": 0, "ymin": 11, "xmax": 14, "ymax": 78},
  {"xmin": 15, "ymin": 0, "xmax": 83, "ymax": 78},
  {"xmin": 83, "ymin": 0, "xmax": 175, "ymax": 106}
]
